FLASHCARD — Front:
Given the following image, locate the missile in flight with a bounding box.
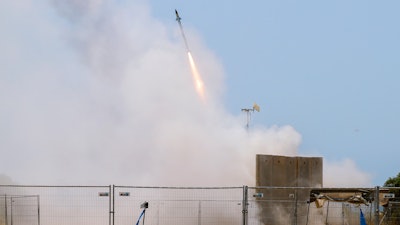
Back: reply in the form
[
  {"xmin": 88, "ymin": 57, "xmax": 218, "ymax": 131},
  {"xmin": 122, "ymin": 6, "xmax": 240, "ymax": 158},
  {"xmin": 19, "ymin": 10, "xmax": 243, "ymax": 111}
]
[
  {"xmin": 174, "ymin": 9, "xmax": 206, "ymax": 101},
  {"xmin": 175, "ymin": 9, "xmax": 190, "ymax": 51},
  {"xmin": 175, "ymin": 9, "xmax": 181, "ymax": 22}
]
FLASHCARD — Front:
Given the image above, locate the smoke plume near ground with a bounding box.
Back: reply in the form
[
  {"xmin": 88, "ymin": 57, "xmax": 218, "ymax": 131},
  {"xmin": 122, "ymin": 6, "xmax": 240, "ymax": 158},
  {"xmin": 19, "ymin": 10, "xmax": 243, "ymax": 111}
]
[{"xmin": 0, "ymin": 0, "xmax": 372, "ymax": 187}]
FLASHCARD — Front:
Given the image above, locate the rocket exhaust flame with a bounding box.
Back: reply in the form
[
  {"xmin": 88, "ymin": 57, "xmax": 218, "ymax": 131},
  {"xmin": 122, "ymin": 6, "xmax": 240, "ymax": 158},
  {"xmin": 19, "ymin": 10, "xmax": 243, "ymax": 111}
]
[
  {"xmin": 188, "ymin": 51, "xmax": 205, "ymax": 101},
  {"xmin": 175, "ymin": 9, "xmax": 206, "ymax": 102}
]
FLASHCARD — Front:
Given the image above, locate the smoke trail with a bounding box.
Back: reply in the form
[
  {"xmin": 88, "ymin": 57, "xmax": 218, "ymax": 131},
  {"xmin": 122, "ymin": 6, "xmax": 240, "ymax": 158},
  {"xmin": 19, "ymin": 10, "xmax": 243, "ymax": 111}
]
[{"xmin": 0, "ymin": 0, "xmax": 372, "ymax": 187}]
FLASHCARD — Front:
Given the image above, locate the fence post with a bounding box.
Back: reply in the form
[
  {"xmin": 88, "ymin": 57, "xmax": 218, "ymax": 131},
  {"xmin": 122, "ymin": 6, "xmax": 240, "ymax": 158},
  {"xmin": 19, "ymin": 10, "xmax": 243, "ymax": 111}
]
[
  {"xmin": 109, "ymin": 185, "xmax": 115, "ymax": 225},
  {"xmin": 37, "ymin": 195, "xmax": 40, "ymax": 225},
  {"xmin": 294, "ymin": 189, "xmax": 298, "ymax": 225},
  {"xmin": 374, "ymin": 186, "xmax": 380, "ymax": 225},
  {"xmin": 4, "ymin": 195, "xmax": 7, "ymax": 225},
  {"xmin": 242, "ymin": 186, "xmax": 248, "ymax": 225}
]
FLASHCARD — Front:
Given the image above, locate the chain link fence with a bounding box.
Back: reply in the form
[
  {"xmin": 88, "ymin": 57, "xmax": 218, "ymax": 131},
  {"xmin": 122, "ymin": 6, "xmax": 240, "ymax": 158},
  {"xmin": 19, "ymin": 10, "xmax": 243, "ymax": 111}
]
[{"xmin": 1, "ymin": 185, "xmax": 399, "ymax": 225}]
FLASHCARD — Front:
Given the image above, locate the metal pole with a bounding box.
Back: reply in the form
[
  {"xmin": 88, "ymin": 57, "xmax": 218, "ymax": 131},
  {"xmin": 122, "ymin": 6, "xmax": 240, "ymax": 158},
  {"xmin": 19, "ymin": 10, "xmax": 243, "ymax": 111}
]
[
  {"xmin": 341, "ymin": 202, "xmax": 344, "ymax": 225},
  {"xmin": 197, "ymin": 201, "xmax": 202, "ymax": 225},
  {"xmin": 108, "ymin": 185, "xmax": 112, "ymax": 225},
  {"xmin": 241, "ymin": 109, "xmax": 253, "ymax": 130},
  {"xmin": 374, "ymin": 186, "xmax": 380, "ymax": 225},
  {"xmin": 325, "ymin": 201, "xmax": 330, "ymax": 225},
  {"xmin": 294, "ymin": 189, "xmax": 298, "ymax": 225},
  {"xmin": 10, "ymin": 197, "xmax": 13, "ymax": 225},
  {"xmin": 4, "ymin": 195, "xmax": 7, "ymax": 225},
  {"xmin": 242, "ymin": 186, "xmax": 248, "ymax": 225},
  {"xmin": 112, "ymin": 185, "xmax": 115, "ymax": 225},
  {"xmin": 370, "ymin": 203, "xmax": 372, "ymax": 225},
  {"xmin": 37, "ymin": 195, "xmax": 40, "ymax": 225},
  {"xmin": 305, "ymin": 201, "xmax": 310, "ymax": 225}
]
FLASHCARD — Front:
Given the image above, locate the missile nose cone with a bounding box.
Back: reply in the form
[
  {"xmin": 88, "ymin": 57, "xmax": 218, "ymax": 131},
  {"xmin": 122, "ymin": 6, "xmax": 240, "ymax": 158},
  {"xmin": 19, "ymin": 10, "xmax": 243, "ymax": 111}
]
[{"xmin": 175, "ymin": 9, "xmax": 181, "ymax": 21}]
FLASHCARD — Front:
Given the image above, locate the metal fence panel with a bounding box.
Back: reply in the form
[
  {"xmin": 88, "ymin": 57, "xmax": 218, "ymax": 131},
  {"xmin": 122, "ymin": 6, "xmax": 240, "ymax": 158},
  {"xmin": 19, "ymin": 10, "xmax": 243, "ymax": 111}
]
[
  {"xmin": 0, "ymin": 185, "xmax": 110, "ymax": 225},
  {"xmin": 113, "ymin": 186, "xmax": 243, "ymax": 225},
  {"xmin": 381, "ymin": 188, "xmax": 400, "ymax": 225},
  {"xmin": 248, "ymin": 187, "xmax": 300, "ymax": 225},
  {"xmin": 1, "ymin": 185, "xmax": 399, "ymax": 225},
  {"xmin": 247, "ymin": 187, "xmax": 379, "ymax": 225}
]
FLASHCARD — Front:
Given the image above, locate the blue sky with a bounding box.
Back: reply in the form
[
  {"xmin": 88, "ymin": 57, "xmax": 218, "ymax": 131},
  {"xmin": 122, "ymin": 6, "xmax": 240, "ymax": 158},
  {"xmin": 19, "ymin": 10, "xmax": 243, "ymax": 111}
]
[
  {"xmin": 149, "ymin": 0, "xmax": 400, "ymax": 185},
  {"xmin": 0, "ymin": 0, "xmax": 398, "ymax": 186}
]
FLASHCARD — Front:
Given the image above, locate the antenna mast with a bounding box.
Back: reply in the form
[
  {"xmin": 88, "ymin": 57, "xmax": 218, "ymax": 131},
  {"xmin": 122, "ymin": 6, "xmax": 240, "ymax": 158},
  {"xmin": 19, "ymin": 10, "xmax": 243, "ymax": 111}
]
[{"xmin": 241, "ymin": 103, "xmax": 260, "ymax": 130}]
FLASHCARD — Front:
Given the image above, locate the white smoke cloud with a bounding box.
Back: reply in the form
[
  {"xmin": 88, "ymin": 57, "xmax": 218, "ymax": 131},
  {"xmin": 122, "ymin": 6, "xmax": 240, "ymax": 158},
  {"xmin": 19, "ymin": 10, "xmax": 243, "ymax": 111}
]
[
  {"xmin": 0, "ymin": 174, "xmax": 15, "ymax": 185},
  {"xmin": 324, "ymin": 158, "xmax": 372, "ymax": 187},
  {"xmin": 0, "ymin": 0, "xmax": 371, "ymax": 187}
]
